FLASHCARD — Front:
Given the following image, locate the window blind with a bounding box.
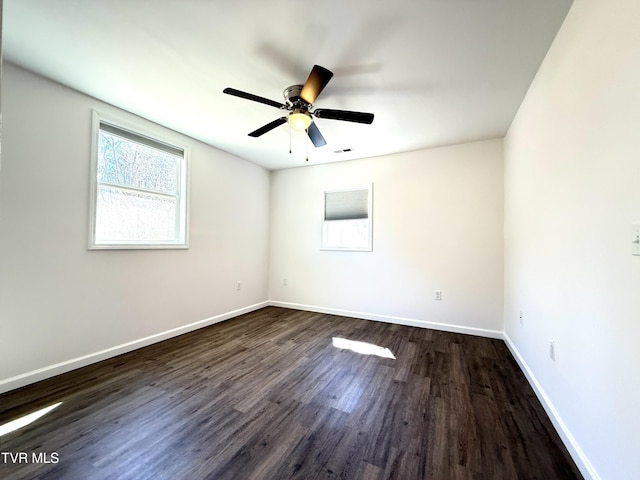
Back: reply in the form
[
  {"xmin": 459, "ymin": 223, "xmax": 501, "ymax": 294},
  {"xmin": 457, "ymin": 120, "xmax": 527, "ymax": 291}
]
[
  {"xmin": 324, "ymin": 189, "xmax": 369, "ymax": 221},
  {"xmin": 100, "ymin": 122, "xmax": 184, "ymax": 158}
]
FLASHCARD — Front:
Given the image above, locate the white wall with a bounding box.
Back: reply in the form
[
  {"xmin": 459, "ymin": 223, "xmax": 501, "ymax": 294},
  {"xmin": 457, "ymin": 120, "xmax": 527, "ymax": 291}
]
[
  {"xmin": 0, "ymin": 63, "xmax": 271, "ymax": 392},
  {"xmin": 504, "ymin": 1, "xmax": 640, "ymax": 479},
  {"xmin": 270, "ymin": 140, "xmax": 504, "ymax": 336}
]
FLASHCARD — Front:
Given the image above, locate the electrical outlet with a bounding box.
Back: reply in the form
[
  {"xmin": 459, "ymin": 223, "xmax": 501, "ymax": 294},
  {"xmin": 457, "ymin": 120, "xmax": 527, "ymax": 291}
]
[
  {"xmin": 633, "ymin": 223, "xmax": 640, "ymax": 256},
  {"xmin": 282, "ymin": 278, "xmax": 288, "ymax": 286},
  {"xmin": 434, "ymin": 290, "xmax": 442, "ymax": 301},
  {"xmin": 237, "ymin": 281, "xmax": 242, "ymax": 291},
  {"xmin": 549, "ymin": 340, "xmax": 556, "ymax": 361}
]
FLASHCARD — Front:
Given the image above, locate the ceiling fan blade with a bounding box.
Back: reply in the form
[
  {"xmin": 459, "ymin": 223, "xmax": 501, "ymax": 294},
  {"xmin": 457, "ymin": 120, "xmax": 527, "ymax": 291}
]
[
  {"xmin": 313, "ymin": 108, "xmax": 374, "ymax": 124},
  {"xmin": 300, "ymin": 65, "xmax": 334, "ymax": 104},
  {"xmin": 223, "ymin": 87, "xmax": 286, "ymax": 109},
  {"xmin": 307, "ymin": 121, "xmax": 327, "ymax": 147},
  {"xmin": 248, "ymin": 117, "xmax": 287, "ymax": 137}
]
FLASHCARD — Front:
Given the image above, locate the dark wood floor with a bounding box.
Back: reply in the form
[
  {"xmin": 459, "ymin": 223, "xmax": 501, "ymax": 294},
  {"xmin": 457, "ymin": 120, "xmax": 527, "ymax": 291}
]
[{"xmin": 0, "ymin": 307, "xmax": 582, "ymax": 480}]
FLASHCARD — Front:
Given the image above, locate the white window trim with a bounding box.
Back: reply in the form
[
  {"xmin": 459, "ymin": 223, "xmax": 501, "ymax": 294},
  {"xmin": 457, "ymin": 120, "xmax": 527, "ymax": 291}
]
[
  {"xmin": 321, "ymin": 183, "xmax": 373, "ymax": 252},
  {"xmin": 88, "ymin": 110, "xmax": 190, "ymax": 250}
]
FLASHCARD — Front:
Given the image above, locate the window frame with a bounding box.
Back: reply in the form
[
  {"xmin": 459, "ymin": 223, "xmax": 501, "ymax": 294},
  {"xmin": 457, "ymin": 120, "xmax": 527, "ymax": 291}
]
[
  {"xmin": 88, "ymin": 110, "xmax": 190, "ymax": 250},
  {"xmin": 321, "ymin": 184, "xmax": 373, "ymax": 252}
]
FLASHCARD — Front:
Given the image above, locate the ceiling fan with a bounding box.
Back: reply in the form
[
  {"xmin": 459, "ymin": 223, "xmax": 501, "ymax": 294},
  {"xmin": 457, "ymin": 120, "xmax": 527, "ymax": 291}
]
[{"xmin": 223, "ymin": 65, "xmax": 374, "ymax": 148}]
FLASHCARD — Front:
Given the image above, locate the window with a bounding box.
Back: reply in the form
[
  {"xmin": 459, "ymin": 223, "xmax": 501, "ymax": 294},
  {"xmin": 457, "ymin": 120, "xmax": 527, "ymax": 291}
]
[
  {"xmin": 321, "ymin": 185, "xmax": 373, "ymax": 251},
  {"xmin": 89, "ymin": 112, "xmax": 189, "ymax": 249}
]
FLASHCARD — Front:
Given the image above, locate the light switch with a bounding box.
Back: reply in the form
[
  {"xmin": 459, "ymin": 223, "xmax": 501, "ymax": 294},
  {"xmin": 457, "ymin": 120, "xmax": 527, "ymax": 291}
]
[{"xmin": 633, "ymin": 223, "xmax": 640, "ymax": 256}]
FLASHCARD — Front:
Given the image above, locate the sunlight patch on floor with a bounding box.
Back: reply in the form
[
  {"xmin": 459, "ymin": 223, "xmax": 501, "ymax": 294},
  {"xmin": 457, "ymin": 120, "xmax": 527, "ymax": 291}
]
[
  {"xmin": 0, "ymin": 402, "xmax": 62, "ymax": 437},
  {"xmin": 332, "ymin": 337, "xmax": 396, "ymax": 359}
]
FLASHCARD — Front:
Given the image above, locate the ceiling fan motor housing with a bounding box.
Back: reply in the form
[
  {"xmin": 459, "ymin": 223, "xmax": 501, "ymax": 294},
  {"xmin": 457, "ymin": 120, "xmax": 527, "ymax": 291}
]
[{"xmin": 283, "ymin": 84, "xmax": 308, "ymax": 108}]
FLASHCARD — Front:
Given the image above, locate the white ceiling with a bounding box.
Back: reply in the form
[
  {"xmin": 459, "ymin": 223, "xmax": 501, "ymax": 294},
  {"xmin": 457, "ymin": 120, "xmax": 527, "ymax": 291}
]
[{"xmin": 3, "ymin": 0, "xmax": 572, "ymax": 170}]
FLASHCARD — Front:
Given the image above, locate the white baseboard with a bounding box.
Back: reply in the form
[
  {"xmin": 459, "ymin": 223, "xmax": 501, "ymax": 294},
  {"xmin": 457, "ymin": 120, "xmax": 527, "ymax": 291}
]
[
  {"xmin": 502, "ymin": 332, "xmax": 599, "ymax": 480},
  {"xmin": 268, "ymin": 301, "xmax": 503, "ymax": 339},
  {"xmin": 0, "ymin": 301, "xmax": 269, "ymax": 395}
]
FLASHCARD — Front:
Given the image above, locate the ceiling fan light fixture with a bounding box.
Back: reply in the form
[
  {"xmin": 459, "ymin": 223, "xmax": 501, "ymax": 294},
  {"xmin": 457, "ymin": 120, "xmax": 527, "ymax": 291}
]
[{"xmin": 288, "ymin": 110, "xmax": 312, "ymax": 131}]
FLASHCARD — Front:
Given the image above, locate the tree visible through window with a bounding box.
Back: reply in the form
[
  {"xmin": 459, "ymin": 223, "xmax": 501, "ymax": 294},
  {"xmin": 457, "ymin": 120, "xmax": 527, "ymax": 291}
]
[{"xmin": 89, "ymin": 113, "xmax": 188, "ymax": 249}]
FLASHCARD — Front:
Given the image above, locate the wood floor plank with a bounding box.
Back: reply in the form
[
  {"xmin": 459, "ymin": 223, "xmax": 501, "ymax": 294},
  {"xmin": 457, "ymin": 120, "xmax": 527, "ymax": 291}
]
[{"xmin": 0, "ymin": 307, "xmax": 583, "ymax": 479}]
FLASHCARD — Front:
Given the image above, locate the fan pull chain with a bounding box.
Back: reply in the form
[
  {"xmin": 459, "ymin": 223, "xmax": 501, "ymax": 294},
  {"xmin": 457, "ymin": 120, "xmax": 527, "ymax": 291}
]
[
  {"xmin": 305, "ymin": 131, "xmax": 309, "ymax": 162},
  {"xmin": 289, "ymin": 127, "xmax": 292, "ymax": 154}
]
